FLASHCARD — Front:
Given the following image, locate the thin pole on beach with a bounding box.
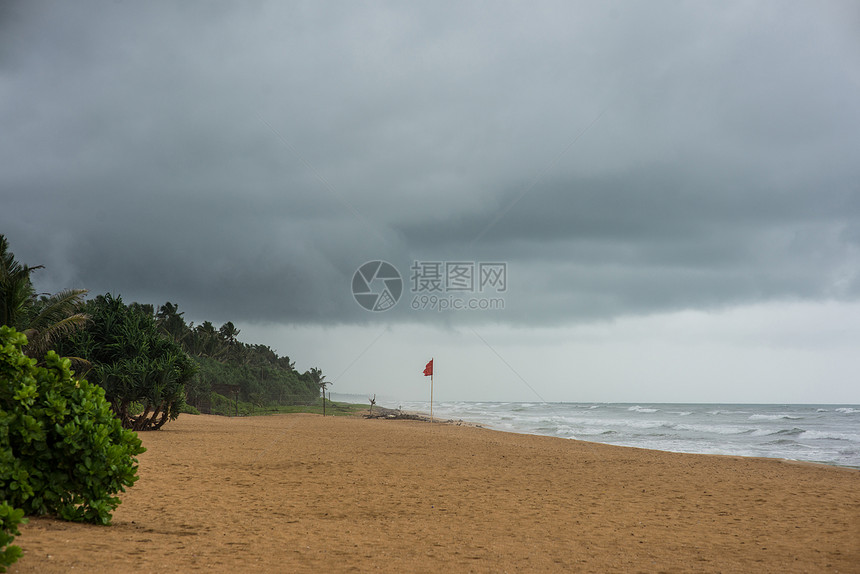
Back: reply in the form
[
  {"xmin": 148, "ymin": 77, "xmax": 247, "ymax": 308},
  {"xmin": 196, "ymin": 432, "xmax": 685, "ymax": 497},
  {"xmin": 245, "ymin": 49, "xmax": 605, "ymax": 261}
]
[
  {"xmin": 423, "ymin": 358, "xmax": 434, "ymax": 423},
  {"xmin": 430, "ymin": 371, "xmax": 434, "ymax": 423}
]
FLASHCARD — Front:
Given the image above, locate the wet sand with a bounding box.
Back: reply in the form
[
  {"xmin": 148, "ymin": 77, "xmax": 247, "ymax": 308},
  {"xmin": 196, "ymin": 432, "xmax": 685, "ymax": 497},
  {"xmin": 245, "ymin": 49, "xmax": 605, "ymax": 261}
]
[{"xmin": 9, "ymin": 413, "xmax": 860, "ymax": 573}]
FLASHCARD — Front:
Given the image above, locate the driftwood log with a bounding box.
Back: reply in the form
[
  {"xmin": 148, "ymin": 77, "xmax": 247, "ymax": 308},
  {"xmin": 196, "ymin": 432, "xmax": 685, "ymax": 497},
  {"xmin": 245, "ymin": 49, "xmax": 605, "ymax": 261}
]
[{"xmin": 363, "ymin": 406, "xmax": 428, "ymax": 421}]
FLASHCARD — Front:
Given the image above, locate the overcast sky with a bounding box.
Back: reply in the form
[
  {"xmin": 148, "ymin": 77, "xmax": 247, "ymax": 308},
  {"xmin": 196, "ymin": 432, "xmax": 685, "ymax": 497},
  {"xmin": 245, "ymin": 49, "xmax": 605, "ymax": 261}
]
[{"xmin": 3, "ymin": 1, "xmax": 859, "ymax": 403}]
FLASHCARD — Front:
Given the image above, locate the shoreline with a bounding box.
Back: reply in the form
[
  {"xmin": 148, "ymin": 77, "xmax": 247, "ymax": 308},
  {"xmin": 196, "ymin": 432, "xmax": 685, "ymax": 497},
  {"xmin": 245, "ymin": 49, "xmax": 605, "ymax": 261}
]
[
  {"xmin": 390, "ymin": 402, "xmax": 860, "ymax": 470},
  {"xmin": 358, "ymin": 402, "xmax": 858, "ymax": 470},
  {"xmin": 423, "ymin": 412, "xmax": 859, "ymax": 471},
  {"xmin": 10, "ymin": 413, "xmax": 860, "ymax": 573}
]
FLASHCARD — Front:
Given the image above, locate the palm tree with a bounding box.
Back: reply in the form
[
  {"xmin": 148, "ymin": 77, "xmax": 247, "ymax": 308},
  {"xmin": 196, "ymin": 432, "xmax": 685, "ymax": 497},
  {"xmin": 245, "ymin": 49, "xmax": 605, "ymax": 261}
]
[
  {"xmin": 0, "ymin": 234, "xmax": 41, "ymax": 327},
  {"xmin": 187, "ymin": 321, "xmax": 224, "ymax": 358},
  {"xmin": 156, "ymin": 301, "xmax": 190, "ymax": 345},
  {"xmin": 20, "ymin": 289, "xmax": 89, "ymax": 359},
  {"xmin": 218, "ymin": 321, "xmax": 242, "ymax": 361},
  {"xmin": 219, "ymin": 321, "xmax": 240, "ymax": 344},
  {"xmin": 307, "ymin": 367, "xmax": 327, "ymax": 388},
  {"xmin": 0, "ymin": 234, "xmax": 88, "ymax": 360},
  {"xmin": 306, "ymin": 367, "xmax": 331, "ymax": 410}
]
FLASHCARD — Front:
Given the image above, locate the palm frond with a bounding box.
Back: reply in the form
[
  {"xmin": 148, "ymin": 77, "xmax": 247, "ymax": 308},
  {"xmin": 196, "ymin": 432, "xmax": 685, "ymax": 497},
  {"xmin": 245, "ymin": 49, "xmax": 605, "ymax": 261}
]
[
  {"xmin": 27, "ymin": 289, "xmax": 88, "ymax": 332},
  {"xmin": 24, "ymin": 312, "xmax": 90, "ymax": 359},
  {"xmin": 0, "ymin": 234, "xmax": 42, "ymax": 327},
  {"xmin": 21, "ymin": 288, "xmax": 89, "ymax": 359}
]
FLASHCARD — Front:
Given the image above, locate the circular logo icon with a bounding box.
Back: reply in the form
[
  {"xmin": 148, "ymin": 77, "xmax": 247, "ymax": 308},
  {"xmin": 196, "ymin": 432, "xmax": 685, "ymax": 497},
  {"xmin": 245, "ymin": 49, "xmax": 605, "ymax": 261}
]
[{"xmin": 352, "ymin": 261, "xmax": 402, "ymax": 312}]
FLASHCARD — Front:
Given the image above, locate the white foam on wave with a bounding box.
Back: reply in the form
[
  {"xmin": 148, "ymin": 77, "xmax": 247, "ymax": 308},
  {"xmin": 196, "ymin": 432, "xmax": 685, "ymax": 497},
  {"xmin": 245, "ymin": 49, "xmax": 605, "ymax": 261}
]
[
  {"xmin": 551, "ymin": 425, "xmax": 616, "ymax": 438},
  {"xmin": 751, "ymin": 428, "xmax": 782, "ymax": 437},
  {"xmin": 570, "ymin": 427, "xmax": 618, "ymax": 436},
  {"xmin": 749, "ymin": 414, "xmax": 803, "ymax": 421},
  {"xmin": 406, "ymin": 402, "xmax": 860, "ymax": 468},
  {"xmin": 674, "ymin": 423, "xmax": 750, "ymax": 435},
  {"xmin": 628, "ymin": 405, "xmax": 659, "ymax": 413},
  {"xmin": 800, "ymin": 429, "xmax": 860, "ymax": 442},
  {"xmin": 596, "ymin": 417, "xmax": 670, "ymax": 430}
]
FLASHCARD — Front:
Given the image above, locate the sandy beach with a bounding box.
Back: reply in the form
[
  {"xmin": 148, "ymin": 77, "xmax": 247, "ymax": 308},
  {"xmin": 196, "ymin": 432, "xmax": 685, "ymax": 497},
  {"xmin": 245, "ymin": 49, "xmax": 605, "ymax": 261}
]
[{"xmin": 9, "ymin": 413, "xmax": 859, "ymax": 573}]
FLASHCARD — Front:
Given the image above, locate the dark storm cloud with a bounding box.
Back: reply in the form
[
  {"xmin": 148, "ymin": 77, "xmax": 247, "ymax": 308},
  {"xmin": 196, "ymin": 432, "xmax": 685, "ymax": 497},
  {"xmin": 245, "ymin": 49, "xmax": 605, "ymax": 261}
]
[{"xmin": 2, "ymin": 1, "xmax": 859, "ymax": 326}]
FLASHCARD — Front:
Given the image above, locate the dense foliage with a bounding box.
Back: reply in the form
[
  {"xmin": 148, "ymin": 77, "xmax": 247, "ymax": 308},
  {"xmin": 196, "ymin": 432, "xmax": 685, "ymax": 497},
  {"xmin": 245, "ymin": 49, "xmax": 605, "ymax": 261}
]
[
  {"xmin": 0, "ymin": 503, "xmax": 26, "ymax": 572},
  {"xmin": 56, "ymin": 295, "xmax": 196, "ymax": 431},
  {"xmin": 153, "ymin": 303, "xmax": 322, "ymax": 412},
  {"xmin": 2, "ymin": 234, "xmax": 325, "ymax": 424},
  {"xmin": 0, "ymin": 326, "xmax": 145, "ymax": 528}
]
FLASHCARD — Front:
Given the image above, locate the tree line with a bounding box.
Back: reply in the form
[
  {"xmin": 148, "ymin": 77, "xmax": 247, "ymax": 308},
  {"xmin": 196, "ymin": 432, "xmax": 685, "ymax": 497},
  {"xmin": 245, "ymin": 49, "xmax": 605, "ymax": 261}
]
[
  {"xmin": 1, "ymin": 234, "xmax": 325, "ymax": 431},
  {"xmin": 135, "ymin": 300, "xmax": 324, "ymax": 415},
  {"xmin": 1, "ymin": 233, "xmax": 328, "ymax": 569}
]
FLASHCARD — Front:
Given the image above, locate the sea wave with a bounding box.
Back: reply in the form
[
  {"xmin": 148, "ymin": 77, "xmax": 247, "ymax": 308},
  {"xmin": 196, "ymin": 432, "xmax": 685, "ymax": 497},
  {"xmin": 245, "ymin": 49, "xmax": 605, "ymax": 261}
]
[
  {"xmin": 749, "ymin": 427, "xmax": 806, "ymax": 437},
  {"xmin": 774, "ymin": 427, "xmax": 806, "ymax": 436},
  {"xmin": 628, "ymin": 405, "xmax": 659, "ymax": 413},
  {"xmin": 673, "ymin": 423, "xmax": 751, "ymax": 435},
  {"xmin": 767, "ymin": 438, "xmax": 804, "ymax": 446},
  {"xmin": 394, "ymin": 401, "xmax": 860, "ymax": 468},
  {"xmin": 800, "ymin": 429, "xmax": 860, "ymax": 442},
  {"xmin": 748, "ymin": 414, "xmax": 804, "ymax": 421}
]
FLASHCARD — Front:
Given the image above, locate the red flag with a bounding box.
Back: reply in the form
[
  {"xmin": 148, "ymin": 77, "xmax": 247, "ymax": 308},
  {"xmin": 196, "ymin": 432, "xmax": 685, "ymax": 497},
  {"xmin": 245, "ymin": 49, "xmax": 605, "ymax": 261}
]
[{"xmin": 423, "ymin": 359, "xmax": 433, "ymax": 377}]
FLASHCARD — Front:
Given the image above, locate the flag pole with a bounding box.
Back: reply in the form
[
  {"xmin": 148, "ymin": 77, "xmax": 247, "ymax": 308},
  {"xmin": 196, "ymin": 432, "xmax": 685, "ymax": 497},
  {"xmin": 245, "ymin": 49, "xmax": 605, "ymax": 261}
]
[{"xmin": 423, "ymin": 358, "xmax": 434, "ymax": 423}]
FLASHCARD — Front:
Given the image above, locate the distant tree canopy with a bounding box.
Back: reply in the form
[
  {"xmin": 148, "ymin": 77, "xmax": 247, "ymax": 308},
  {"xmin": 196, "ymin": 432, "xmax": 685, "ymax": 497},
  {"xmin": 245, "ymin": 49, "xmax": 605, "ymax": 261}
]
[
  {"xmin": 151, "ymin": 302, "xmax": 321, "ymax": 412},
  {"xmin": 1, "ymin": 234, "xmax": 325, "ymax": 426}
]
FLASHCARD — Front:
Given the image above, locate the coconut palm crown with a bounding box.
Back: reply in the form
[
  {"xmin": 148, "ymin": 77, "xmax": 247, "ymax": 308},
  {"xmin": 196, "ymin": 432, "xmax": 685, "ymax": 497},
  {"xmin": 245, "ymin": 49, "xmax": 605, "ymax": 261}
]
[{"xmin": 0, "ymin": 234, "xmax": 88, "ymax": 360}]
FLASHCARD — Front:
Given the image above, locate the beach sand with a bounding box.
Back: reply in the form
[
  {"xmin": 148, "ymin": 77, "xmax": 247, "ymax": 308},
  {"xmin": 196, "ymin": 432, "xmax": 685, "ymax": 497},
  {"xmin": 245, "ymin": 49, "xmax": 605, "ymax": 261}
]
[{"xmin": 9, "ymin": 413, "xmax": 860, "ymax": 573}]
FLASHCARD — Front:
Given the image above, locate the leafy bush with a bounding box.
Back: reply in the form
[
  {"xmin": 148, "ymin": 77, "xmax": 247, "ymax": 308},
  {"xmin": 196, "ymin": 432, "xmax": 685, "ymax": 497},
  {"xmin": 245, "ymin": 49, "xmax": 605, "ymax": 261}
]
[
  {"xmin": 179, "ymin": 403, "xmax": 200, "ymax": 415},
  {"xmin": 0, "ymin": 503, "xmax": 26, "ymax": 572},
  {"xmin": 0, "ymin": 326, "xmax": 145, "ymax": 526},
  {"xmin": 209, "ymin": 392, "xmax": 252, "ymax": 417}
]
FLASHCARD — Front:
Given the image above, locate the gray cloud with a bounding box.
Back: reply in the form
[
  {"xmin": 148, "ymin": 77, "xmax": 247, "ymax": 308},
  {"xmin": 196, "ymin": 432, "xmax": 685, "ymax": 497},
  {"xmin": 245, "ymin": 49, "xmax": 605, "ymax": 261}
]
[{"xmin": 2, "ymin": 0, "xmax": 859, "ymax": 328}]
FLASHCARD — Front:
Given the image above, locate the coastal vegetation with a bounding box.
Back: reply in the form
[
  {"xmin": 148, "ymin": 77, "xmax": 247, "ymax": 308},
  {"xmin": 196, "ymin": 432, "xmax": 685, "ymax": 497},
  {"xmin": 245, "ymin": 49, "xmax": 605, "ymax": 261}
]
[
  {"xmin": 0, "ymin": 235, "xmax": 88, "ymax": 363},
  {"xmin": 152, "ymin": 306, "xmax": 322, "ymax": 414},
  {"xmin": 0, "ymin": 502, "xmax": 25, "ymax": 572},
  {"xmin": 1, "ymin": 234, "xmax": 329, "ymax": 427},
  {"xmin": 54, "ymin": 294, "xmax": 197, "ymax": 431},
  {"xmin": 0, "ymin": 327, "xmax": 146, "ymax": 569},
  {"xmin": 0, "ymin": 234, "xmax": 332, "ymax": 569}
]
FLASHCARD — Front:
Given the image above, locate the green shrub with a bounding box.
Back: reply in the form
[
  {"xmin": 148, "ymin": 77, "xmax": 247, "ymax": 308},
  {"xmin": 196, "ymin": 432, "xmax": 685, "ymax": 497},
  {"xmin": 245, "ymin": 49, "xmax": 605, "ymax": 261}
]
[
  {"xmin": 179, "ymin": 403, "xmax": 200, "ymax": 415},
  {"xmin": 0, "ymin": 502, "xmax": 26, "ymax": 572},
  {"xmin": 209, "ymin": 392, "xmax": 252, "ymax": 417},
  {"xmin": 0, "ymin": 326, "xmax": 145, "ymax": 526}
]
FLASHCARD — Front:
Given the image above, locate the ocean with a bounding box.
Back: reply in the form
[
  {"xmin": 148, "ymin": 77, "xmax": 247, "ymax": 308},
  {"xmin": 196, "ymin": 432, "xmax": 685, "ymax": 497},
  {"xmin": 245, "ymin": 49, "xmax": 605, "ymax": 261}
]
[{"xmin": 389, "ymin": 402, "xmax": 860, "ymax": 469}]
